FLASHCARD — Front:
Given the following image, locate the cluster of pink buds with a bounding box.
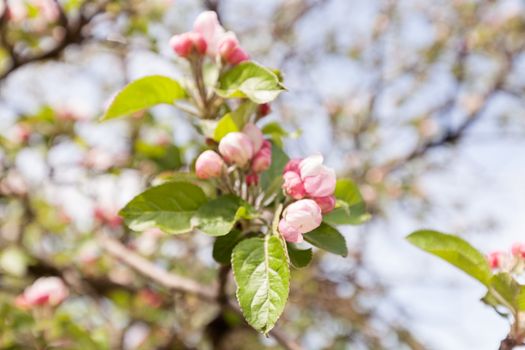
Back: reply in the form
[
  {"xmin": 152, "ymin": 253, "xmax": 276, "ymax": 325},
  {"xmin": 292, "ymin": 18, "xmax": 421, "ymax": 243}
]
[
  {"xmin": 279, "ymin": 155, "xmax": 337, "ymax": 243},
  {"xmin": 487, "ymin": 242, "xmax": 525, "ymax": 273},
  {"xmin": 170, "ymin": 11, "xmax": 249, "ymax": 64},
  {"xmin": 15, "ymin": 277, "xmax": 69, "ymax": 309},
  {"xmin": 94, "ymin": 206, "xmax": 123, "ymax": 229},
  {"xmin": 195, "ymin": 123, "xmax": 271, "ymax": 185}
]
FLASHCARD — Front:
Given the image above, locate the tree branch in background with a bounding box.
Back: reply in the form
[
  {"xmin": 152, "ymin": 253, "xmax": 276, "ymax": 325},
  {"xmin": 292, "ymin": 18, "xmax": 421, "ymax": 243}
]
[
  {"xmin": 97, "ymin": 233, "xmax": 217, "ymax": 302},
  {"xmin": 97, "ymin": 233, "xmax": 304, "ymax": 350},
  {"xmin": 379, "ymin": 49, "xmax": 516, "ymax": 176},
  {"xmin": 0, "ymin": 0, "xmax": 108, "ymax": 81}
]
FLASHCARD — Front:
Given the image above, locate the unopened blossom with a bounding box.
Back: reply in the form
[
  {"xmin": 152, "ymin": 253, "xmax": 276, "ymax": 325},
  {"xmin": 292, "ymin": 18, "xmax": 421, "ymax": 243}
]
[
  {"xmin": 193, "ymin": 11, "xmax": 225, "ymax": 56},
  {"xmin": 218, "ymin": 132, "xmax": 254, "ymax": 167},
  {"xmin": 246, "ymin": 172, "xmax": 259, "ymax": 186},
  {"xmin": 282, "ymin": 171, "xmax": 306, "ymax": 199},
  {"xmin": 487, "ymin": 251, "xmax": 505, "ymax": 269},
  {"xmin": 282, "ymin": 155, "xmax": 336, "ymax": 199},
  {"xmin": 258, "ymin": 103, "xmax": 271, "ymax": 118},
  {"xmin": 195, "ymin": 150, "xmax": 224, "ymax": 179},
  {"xmin": 251, "ymin": 140, "xmax": 272, "ymax": 173},
  {"xmin": 278, "ymin": 199, "xmax": 322, "ymax": 243},
  {"xmin": 193, "ymin": 10, "xmax": 249, "ymax": 62},
  {"xmin": 169, "ymin": 32, "xmax": 207, "ymax": 57},
  {"xmin": 314, "ymin": 195, "xmax": 336, "ymax": 214},
  {"xmin": 138, "ymin": 289, "xmax": 163, "ymax": 308},
  {"xmin": 15, "ymin": 277, "xmax": 69, "ymax": 309},
  {"xmin": 35, "ymin": 0, "xmax": 59, "ymax": 22},
  {"xmin": 299, "ymin": 154, "xmax": 336, "ymax": 198},
  {"xmin": 512, "ymin": 243, "xmax": 525, "ymax": 259},
  {"xmin": 218, "ymin": 34, "xmax": 249, "ymax": 64},
  {"xmin": 242, "ymin": 123, "xmax": 264, "ymax": 153},
  {"xmin": 94, "ymin": 207, "xmax": 123, "ymax": 229}
]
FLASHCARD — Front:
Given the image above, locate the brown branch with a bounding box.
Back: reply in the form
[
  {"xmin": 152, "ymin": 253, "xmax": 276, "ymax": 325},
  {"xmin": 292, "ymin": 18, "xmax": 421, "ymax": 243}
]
[
  {"xmin": 97, "ymin": 233, "xmax": 303, "ymax": 350},
  {"xmin": 499, "ymin": 336, "xmax": 520, "ymax": 350},
  {"xmin": 0, "ymin": 0, "xmax": 108, "ymax": 81},
  {"xmin": 96, "ymin": 233, "xmax": 217, "ymax": 301},
  {"xmin": 379, "ymin": 51, "xmax": 515, "ymax": 175},
  {"xmin": 203, "ymin": 0, "xmax": 221, "ymax": 23}
]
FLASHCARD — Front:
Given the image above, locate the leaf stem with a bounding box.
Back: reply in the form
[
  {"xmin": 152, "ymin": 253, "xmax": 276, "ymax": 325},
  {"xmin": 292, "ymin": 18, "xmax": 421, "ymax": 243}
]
[{"xmin": 272, "ymin": 203, "xmax": 284, "ymax": 236}]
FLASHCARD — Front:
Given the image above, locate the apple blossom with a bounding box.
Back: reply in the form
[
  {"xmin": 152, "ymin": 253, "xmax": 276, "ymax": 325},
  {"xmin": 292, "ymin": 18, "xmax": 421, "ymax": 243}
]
[
  {"xmin": 218, "ymin": 132, "xmax": 254, "ymax": 167},
  {"xmin": 169, "ymin": 32, "xmax": 207, "ymax": 57},
  {"xmin": 195, "ymin": 150, "xmax": 224, "ymax": 179},
  {"xmin": 278, "ymin": 199, "xmax": 322, "ymax": 243},
  {"xmin": 246, "ymin": 172, "xmax": 259, "ymax": 186},
  {"xmin": 94, "ymin": 207, "xmax": 123, "ymax": 229},
  {"xmin": 299, "ymin": 154, "xmax": 336, "ymax": 198},
  {"xmin": 15, "ymin": 277, "xmax": 69, "ymax": 309},
  {"xmin": 487, "ymin": 251, "xmax": 505, "ymax": 269},
  {"xmin": 511, "ymin": 243, "xmax": 525, "ymax": 258},
  {"xmin": 251, "ymin": 140, "xmax": 272, "ymax": 173},
  {"xmin": 314, "ymin": 195, "xmax": 336, "ymax": 214},
  {"xmin": 282, "ymin": 171, "xmax": 306, "ymax": 199},
  {"xmin": 193, "ymin": 11, "xmax": 225, "ymax": 56},
  {"xmin": 258, "ymin": 103, "xmax": 271, "ymax": 118},
  {"xmin": 282, "ymin": 155, "xmax": 336, "ymax": 199},
  {"xmin": 242, "ymin": 123, "xmax": 264, "ymax": 153}
]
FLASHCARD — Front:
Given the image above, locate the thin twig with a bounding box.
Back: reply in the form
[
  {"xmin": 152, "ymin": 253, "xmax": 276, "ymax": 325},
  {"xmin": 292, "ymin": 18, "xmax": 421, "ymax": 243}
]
[
  {"xmin": 96, "ymin": 233, "xmax": 217, "ymax": 301},
  {"xmin": 97, "ymin": 233, "xmax": 303, "ymax": 350}
]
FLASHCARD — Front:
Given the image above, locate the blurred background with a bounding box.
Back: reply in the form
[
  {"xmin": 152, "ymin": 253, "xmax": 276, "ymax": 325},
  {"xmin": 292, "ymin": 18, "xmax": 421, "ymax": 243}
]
[{"xmin": 1, "ymin": 0, "xmax": 525, "ymax": 349}]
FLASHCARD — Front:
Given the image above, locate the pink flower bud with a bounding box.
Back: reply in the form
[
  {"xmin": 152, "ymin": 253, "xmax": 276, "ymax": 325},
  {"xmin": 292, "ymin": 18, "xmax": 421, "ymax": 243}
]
[
  {"xmin": 218, "ymin": 132, "xmax": 254, "ymax": 167},
  {"xmin": 299, "ymin": 154, "xmax": 336, "ymax": 197},
  {"xmin": 284, "ymin": 159, "xmax": 302, "ymax": 174},
  {"xmin": 487, "ymin": 251, "xmax": 503, "ymax": 269},
  {"xmin": 282, "ymin": 171, "xmax": 306, "ymax": 199},
  {"xmin": 218, "ymin": 33, "xmax": 249, "ymax": 65},
  {"xmin": 314, "ymin": 195, "xmax": 336, "ymax": 214},
  {"xmin": 138, "ymin": 289, "xmax": 163, "ymax": 308},
  {"xmin": 225, "ymin": 47, "xmax": 249, "ymax": 65},
  {"xmin": 107, "ymin": 215, "xmax": 123, "ymax": 229},
  {"xmin": 169, "ymin": 32, "xmax": 207, "ymax": 57},
  {"xmin": 193, "ymin": 11, "xmax": 225, "ymax": 56},
  {"xmin": 16, "ymin": 277, "xmax": 69, "ymax": 309},
  {"xmin": 36, "ymin": 0, "xmax": 59, "ymax": 22},
  {"xmin": 242, "ymin": 123, "xmax": 264, "ymax": 153},
  {"xmin": 251, "ymin": 141, "xmax": 272, "ymax": 173},
  {"xmin": 258, "ymin": 103, "xmax": 271, "ymax": 118},
  {"xmin": 94, "ymin": 207, "xmax": 122, "ymax": 229},
  {"xmin": 188, "ymin": 32, "xmax": 207, "ymax": 55},
  {"xmin": 218, "ymin": 33, "xmax": 239, "ymax": 58},
  {"xmin": 512, "ymin": 243, "xmax": 525, "ymax": 258},
  {"xmin": 195, "ymin": 150, "xmax": 224, "ymax": 179},
  {"xmin": 170, "ymin": 33, "xmax": 193, "ymax": 57},
  {"xmin": 246, "ymin": 172, "xmax": 259, "ymax": 186},
  {"xmin": 278, "ymin": 199, "xmax": 322, "ymax": 243}
]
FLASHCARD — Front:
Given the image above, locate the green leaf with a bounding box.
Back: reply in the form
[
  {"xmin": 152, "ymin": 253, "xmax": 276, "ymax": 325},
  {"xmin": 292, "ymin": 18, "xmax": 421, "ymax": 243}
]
[
  {"xmin": 135, "ymin": 141, "xmax": 182, "ymax": 170},
  {"xmin": 261, "ymin": 122, "xmax": 292, "ymax": 146},
  {"xmin": 517, "ymin": 287, "xmax": 525, "ymax": 311},
  {"xmin": 193, "ymin": 195, "xmax": 244, "ymax": 236},
  {"xmin": 216, "ymin": 62, "xmax": 286, "ymax": 104},
  {"xmin": 323, "ymin": 178, "xmax": 371, "ymax": 226},
  {"xmin": 102, "ymin": 75, "xmax": 186, "ymax": 120},
  {"xmin": 286, "ymin": 243, "xmax": 312, "ymax": 268},
  {"xmin": 486, "ymin": 273, "xmax": 520, "ymax": 312},
  {"xmin": 303, "ymin": 223, "xmax": 348, "ymax": 257},
  {"xmin": 230, "ymin": 101, "xmax": 256, "ymax": 128},
  {"xmin": 260, "ymin": 142, "xmax": 289, "ymax": 190},
  {"xmin": 213, "ymin": 114, "xmax": 239, "ymax": 141},
  {"xmin": 232, "ymin": 235, "xmax": 290, "ymax": 334},
  {"xmin": 406, "ymin": 230, "xmax": 492, "ymax": 286},
  {"xmin": 213, "ymin": 229, "xmax": 243, "ymax": 264},
  {"xmin": 153, "ymin": 172, "xmax": 216, "ymax": 198},
  {"xmin": 119, "ymin": 182, "xmax": 207, "ymax": 234}
]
